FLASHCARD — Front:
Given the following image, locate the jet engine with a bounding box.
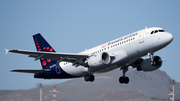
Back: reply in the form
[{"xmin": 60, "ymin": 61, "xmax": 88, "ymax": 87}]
[
  {"xmin": 88, "ymin": 52, "xmax": 110, "ymax": 67},
  {"xmin": 137, "ymin": 56, "xmax": 162, "ymax": 71}
]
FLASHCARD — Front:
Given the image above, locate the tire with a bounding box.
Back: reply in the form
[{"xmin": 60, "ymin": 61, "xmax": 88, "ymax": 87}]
[
  {"xmin": 150, "ymin": 61, "xmax": 155, "ymax": 66},
  {"xmin": 90, "ymin": 75, "xmax": 95, "ymax": 82},
  {"xmin": 119, "ymin": 76, "xmax": 129, "ymax": 84},
  {"xmin": 119, "ymin": 77, "xmax": 124, "ymax": 84},
  {"xmin": 84, "ymin": 74, "xmax": 95, "ymax": 82},
  {"xmin": 84, "ymin": 74, "xmax": 90, "ymax": 82},
  {"xmin": 124, "ymin": 77, "xmax": 129, "ymax": 84}
]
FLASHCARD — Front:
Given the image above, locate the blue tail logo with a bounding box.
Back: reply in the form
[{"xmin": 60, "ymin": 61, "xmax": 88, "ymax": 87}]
[{"xmin": 33, "ymin": 33, "xmax": 57, "ymax": 69}]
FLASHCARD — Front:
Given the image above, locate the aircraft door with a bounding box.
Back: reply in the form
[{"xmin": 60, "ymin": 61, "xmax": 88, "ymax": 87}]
[
  {"xmin": 138, "ymin": 30, "xmax": 145, "ymax": 43},
  {"xmin": 56, "ymin": 65, "xmax": 61, "ymax": 74}
]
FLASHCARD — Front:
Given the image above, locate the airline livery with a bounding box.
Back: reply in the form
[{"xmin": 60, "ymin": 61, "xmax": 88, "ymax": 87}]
[{"xmin": 5, "ymin": 27, "xmax": 173, "ymax": 84}]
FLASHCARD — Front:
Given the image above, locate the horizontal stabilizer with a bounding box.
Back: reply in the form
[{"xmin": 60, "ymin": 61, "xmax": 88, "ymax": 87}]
[{"xmin": 11, "ymin": 69, "xmax": 50, "ymax": 73}]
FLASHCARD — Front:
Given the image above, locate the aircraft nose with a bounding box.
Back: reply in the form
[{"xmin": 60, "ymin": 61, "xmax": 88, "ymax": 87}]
[{"xmin": 164, "ymin": 32, "xmax": 173, "ymax": 43}]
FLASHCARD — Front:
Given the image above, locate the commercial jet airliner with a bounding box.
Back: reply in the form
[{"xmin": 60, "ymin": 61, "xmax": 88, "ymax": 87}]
[{"xmin": 5, "ymin": 27, "xmax": 173, "ymax": 84}]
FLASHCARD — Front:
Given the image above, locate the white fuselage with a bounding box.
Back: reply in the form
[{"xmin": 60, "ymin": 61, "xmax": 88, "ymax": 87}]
[{"xmin": 59, "ymin": 27, "xmax": 173, "ymax": 77}]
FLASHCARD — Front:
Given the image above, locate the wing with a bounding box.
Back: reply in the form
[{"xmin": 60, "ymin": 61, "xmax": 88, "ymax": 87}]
[
  {"xmin": 6, "ymin": 49, "xmax": 90, "ymax": 65},
  {"xmin": 11, "ymin": 69, "xmax": 50, "ymax": 73}
]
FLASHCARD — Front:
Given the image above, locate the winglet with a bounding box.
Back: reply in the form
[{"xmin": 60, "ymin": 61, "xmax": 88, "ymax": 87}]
[{"xmin": 4, "ymin": 49, "xmax": 9, "ymax": 54}]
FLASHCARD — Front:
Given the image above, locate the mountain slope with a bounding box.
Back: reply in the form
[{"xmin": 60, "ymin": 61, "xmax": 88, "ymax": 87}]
[{"xmin": 0, "ymin": 69, "xmax": 180, "ymax": 101}]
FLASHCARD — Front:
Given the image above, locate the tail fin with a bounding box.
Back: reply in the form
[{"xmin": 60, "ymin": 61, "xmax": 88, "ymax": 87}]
[{"xmin": 33, "ymin": 33, "xmax": 57, "ymax": 69}]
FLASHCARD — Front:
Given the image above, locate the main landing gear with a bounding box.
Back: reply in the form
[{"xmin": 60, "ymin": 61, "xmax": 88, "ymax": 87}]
[
  {"xmin": 84, "ymin": 74, "xmax": 95, "ymax": 82},
  {"xmin": 119, "ymin": 66, "xmax": 129, "ymax": 84}
]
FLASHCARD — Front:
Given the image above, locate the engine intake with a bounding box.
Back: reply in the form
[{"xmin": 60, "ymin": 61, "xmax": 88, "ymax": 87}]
[
  {"xmin": 138, "ymin": 56, "xmax": 162, "ymax": 71},
  {"xmin": 88, "ymin": 52, "xmax": 110, "ymax": 67}
]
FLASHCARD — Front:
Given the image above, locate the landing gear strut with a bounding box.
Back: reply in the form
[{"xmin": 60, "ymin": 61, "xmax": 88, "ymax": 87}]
[
  {"xmin": 148, "ymin": 52, "xmax": 155, "ymax": 66},
  {"xmin": 84, "ymin": 74, "xmax": 95, "ymax": 82},
  {"xmin": 119, "ymin": 66, "xmax": 129, "ymax": 84}
]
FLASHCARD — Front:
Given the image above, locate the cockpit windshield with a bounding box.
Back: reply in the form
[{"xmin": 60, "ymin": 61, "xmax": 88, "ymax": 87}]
[
  {"xmin": 158, "ymin": 30, "xmax": 164, "ymax": 32},
  {"xmin": 151, "ymin": 30, "xmax": 164, "ymax": 34},
  {"xmin": 154, "ymin": 30, "xmax": 158, "ymax": 33}
]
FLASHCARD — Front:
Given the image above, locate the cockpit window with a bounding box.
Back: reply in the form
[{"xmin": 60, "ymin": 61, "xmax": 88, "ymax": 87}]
[
  {"xmin": 151, "ymin": 31, "xmax": 154, "ymax": 34},
  {"xmin": 151, "ymin": 29, "xmax": 165, "ymax": 35},
  {"xmin": 158, "ymin": 30, "xmax": 164, "ymax": 32},
  {"xmin": 154, "ymin": 30, "xmax": 158, "ymax": 33}
]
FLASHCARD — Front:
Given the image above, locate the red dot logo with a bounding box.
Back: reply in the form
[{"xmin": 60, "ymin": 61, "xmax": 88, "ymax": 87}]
[
  {"xmin": 42, "ymin": 60, "xmax": 46, "ymax": 66},
  {"xmin": 49, "ymin": 48, "xmax": 53, "ymax": 52},
  {"xmin": 43, "ymin": 47, "xmax": 45, "ymax": 50},
  {"xmin": 47, "ymin": 59, "xmax": 51, "ymax": 62},
  {"xmin": 38, "ymin": 48, "xmax": 41, "ymax": 51},
  {"xmin": 46, "ymin": 47, "xmax": 49, "ymax": 50}
]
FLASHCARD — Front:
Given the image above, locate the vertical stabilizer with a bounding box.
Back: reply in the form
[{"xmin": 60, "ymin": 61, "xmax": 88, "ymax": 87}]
[{"xmin": 33, "ymin": 33, "xmax": 57, "ymax": 69}]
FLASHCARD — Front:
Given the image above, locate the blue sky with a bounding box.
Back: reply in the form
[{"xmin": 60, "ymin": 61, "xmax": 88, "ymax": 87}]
[{"xmin": 0, "ymin": 0, "xmax": 179, "ymax": 90}]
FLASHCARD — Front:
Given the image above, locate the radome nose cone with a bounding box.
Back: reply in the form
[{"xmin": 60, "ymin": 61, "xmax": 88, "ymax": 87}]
[{"xmin": 166, "ymin": 32, "xmax": 173, "ymax": 43}]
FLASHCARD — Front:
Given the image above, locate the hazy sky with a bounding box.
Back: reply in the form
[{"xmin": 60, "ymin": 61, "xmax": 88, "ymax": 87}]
[{"xmin": 0, "ymin": 0, "xmax": 180, "ymax": 90}]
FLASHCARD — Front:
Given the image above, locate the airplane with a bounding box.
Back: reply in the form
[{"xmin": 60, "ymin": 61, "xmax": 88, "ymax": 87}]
[{"xmin": 5, "ymin": 27, "xmax": 173, "ymax": 84}]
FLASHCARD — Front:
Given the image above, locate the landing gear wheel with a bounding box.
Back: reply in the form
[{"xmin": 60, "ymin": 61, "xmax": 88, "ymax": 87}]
[
  {"xmin": 150, "ymin": 61, "xmax": 155, "ymax": 66},
  {"xmin": 119, "ymin": 76, "xmax": 129, "ymax": 84},
  {"xmin": 124, "ymin": 77, "xmax": 129, "ymax": 84},
  {"xmin": 137, "ymin": 66, "xmax": 142, "ymax": 71},
  {"xmin": 84, "ymin": 75, "xmax": 89, "ymax": 82},
  {"xmin": 89, "ymin": 75, "xmax": 95, "ymax": 82},
  {"xmin": 84, "ymin": 74, "xmax": 95, "ymax": 82},
  {"xmin": 119, "ymin": 77, "xmax": 124, "ymax": 83}
]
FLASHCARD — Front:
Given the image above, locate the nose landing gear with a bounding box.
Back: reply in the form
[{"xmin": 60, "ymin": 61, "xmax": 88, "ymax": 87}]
[{"xmin": 148, "ymin": 52, "xmax": 155, "ymax": 66}]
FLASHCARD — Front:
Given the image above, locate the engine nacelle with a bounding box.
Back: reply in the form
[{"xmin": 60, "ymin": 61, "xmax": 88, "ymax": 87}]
[
  {"xmin": 138, "ymin": 56, "xmax": 162, "ymax": 71},
  {"xmin": 88, "ymin": 52, "xmax": 110, "ymax": 67}
]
